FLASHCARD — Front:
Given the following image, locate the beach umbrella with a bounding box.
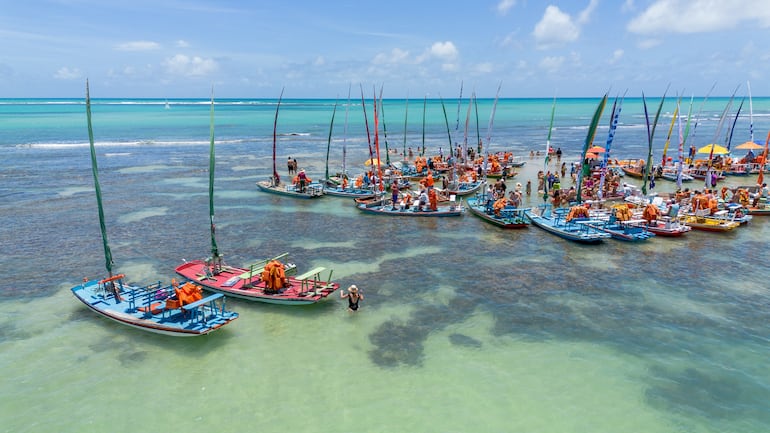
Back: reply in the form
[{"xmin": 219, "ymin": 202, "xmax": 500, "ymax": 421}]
[
  {"xmin": 585, "ymin": 152, "xmax": 599, "ymax": 159},
  {"xmin": 587, "ymin": 145, "xmax": 606, "ymax": 153},
  {"xmin": 734, "ymin": 141, "xmax": 764, "ymax": 150},
  {"xmin": 364, "ymin": 158, "xmax": 381, "ymax": 166},
  {"xmin": 697, "ymin": 144, "xmax": 729, "ymax": 155}
]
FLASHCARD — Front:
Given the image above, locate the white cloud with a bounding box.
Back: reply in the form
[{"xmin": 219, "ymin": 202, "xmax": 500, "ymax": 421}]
[
  {"xmin": 372, "ymin": 48, "xmax": 410, "ymax": 65},
  {"xmin": 474, "ymin": 62, "xmax": 495, "ymax": 74},
  {"xmin": 428, "ymin": 41, "xmax": 459, "ymax": 60},
  {"xmin": 176, "ymin": 40, "xmax": 190, "ymax": 48},
  {"xmin": 162, "ymin": 54, "xmax": 218, "ymax": 77},
  {"xmin": 533, "ymin": 6, "xmax": 580, "ymax": 49},
  {"xmin": 577, "ymin": 0, "xmax": 599, "ymax": 24},
  {"xmin": 609, "ymin": 49, "xmax": 624, "ymax": 64},
  {"xmin": 533, "ymin": 2, "xmax": 600, "ymax": 49},
  {"xmin": 539, "ymin": 56, "xmax": 565, "ymax": 73},
  {"xmin": 116, "ymin": 41, "xmax": 160, "ymax": 51},
  {"xmin": 627, "ymin": 0, "xmax": 770, "ymax": 34},
  {"xmin": 637, "ymin": 38, "xmax": 662, "ymax": 49},
  {"xmin": 497, "ymin": 0, "xmax": 516, "ymax": 15},
  {"xmin": 54, "ymin": 67, "xmax": 81, "ymax": 80},
  {"xmin": 313, "ymin": 56, "xmax": 325, "ymax": 66}
]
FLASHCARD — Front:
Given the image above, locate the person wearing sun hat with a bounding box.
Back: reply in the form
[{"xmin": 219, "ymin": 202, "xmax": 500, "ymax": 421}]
[{"xmin": 340, "ymin": 284, "xmax": 363, "ymax": 312}]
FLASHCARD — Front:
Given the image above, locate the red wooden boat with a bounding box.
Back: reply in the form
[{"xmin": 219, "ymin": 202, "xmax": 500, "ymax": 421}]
[{"xmin": 176, "ymin": 256, "xmax": 338, "ymax": 305}]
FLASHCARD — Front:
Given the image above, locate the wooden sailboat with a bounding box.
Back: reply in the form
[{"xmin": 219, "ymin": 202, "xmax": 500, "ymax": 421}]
[
  {"xmin": 177, "ymin": 93, "xmax": 339, "ymax": 305},
  {"xmin": 323, "ymin": 90, "xmax": 376, "ymax": 199},
  {"xmin": 256, "ymin": 89, "xmax": 325, "ymax": 198},
  {"xmin": 72, "ymin": 82, "xmax": 239, "ymax": 336}
]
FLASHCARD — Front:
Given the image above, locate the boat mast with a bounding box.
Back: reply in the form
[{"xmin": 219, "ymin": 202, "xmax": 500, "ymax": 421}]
[
  {"xmin": 439, "ymin": 95, "xmax": 454, "ymax": 182},
  {"xmin": 402, "ymin": 94, "xmax": 409, "ymax": 161},
  {"xmin": 272, "ymin": 88, "xmax": 284, "ymax": 185},
  {"xmin": 85, "ymin": 80, "xmax": 114, "ymax": 278},
  {"xmin": 543, "ymin": 94, "xmax": 556, "ymax": 201},
  {"xmin": 372, "ymin": 88, "xmax": 384, "ymax": 193},
  {"xmin": 343, "ymin": 84, "xmax": 351, "ymax": 176},
  {"xmin": 484, "ymin": 82, "xmax": 502, "ymax": 178},
  {"xmin": 360, "ymin": 84, "xmax": 374, "ymax": 163},
  {"xmin": 208, "ymin": 89, "xmax": 220, "ymax": 260},
  {"xmin": 421, "ymin": 95, "xmax": 427, "ymax": 156},
  {"xmin": 378, "ymin": 86, "xmax": 391, "ymax": 165},
  {"xmin": 325, "ymin": 98, "xmax": 339, "ymax": 181}
]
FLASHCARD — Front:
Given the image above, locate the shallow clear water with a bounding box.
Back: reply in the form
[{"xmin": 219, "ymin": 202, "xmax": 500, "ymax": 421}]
[{"xmin": 1, "ymin": 97, "xmax": 770, "ymax": 432}]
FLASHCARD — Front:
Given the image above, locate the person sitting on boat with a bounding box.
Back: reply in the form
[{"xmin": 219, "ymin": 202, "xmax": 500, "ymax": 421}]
[
  {"xmin": 401, "ymin": 192, "xmax": 413, "ymax": 210},
  {"xmin": 622, "ymin": 183, "xmax": 633, "ymax": 197},
  {"xmin": 355, "ymin": 174, "xmax": 364, "ymax": 188},
  {"xmin": 341, "ymin": 175, "xmax": 349, "ymax": 190},
  {"xmin": 666, "ymin": 200, "xmax": 680, "ymax": 219},
  {"xmin": 417, "ymin": 188, "xmax": 429, "ymax": 211},
  {"xmin": 493, "ymin": 197, "xmax": 507, "ymax": 216}
]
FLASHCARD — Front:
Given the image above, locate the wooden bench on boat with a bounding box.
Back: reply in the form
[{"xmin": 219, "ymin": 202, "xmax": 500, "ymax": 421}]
[
  {"xmin": 296, "ymin": 267, "xmax": 334, "ymax": 296},
  {"xmin": 181, "ymin": 293, "xmax": 226, "ymax": 322},
  {"xmin": 237, "ymin": 253, "xmax": 293, "ymax": 281}
]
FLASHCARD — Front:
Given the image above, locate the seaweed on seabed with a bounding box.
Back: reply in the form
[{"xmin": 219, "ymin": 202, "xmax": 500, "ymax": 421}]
[
  {"xmin": 645, "ymin": 365, "xmax": 770, "ymax": 424},
  {"xmin": 368, "ymin": 296, "xmax": 477, "ymax": 368}
]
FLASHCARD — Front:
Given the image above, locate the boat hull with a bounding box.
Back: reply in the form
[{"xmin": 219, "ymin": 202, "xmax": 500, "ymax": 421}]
[
  {"xmin": 355, "ymin": 202, "xmax": 464, "ymax": 217},
  {"xmin": 526, "ymin": 211, "xmax": 610, "ymax": 244},
  {"xmin": 256, "ymin": 181, "xmax": 324, "ymax": 198},
  {"xmin": 323, "ymin": 187, "xmax": 376, "ymax": 199},
  {"xmin": 466, "ymin": 198, "xmax": 529, "ymax": 229}
]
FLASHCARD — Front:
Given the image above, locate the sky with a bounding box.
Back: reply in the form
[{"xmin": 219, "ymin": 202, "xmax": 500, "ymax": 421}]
[{"xmin": 2, "ymin": 0, "xmax": 770, "ymax": 99}]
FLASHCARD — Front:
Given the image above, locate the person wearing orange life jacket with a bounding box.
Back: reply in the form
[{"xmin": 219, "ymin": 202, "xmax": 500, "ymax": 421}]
[{"xmin": 428, "ymin": 188, "xmax": 438, "ymax": 211}]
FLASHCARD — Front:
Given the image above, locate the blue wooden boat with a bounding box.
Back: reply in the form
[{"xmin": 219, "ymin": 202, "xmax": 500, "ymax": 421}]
[
  {"xmin": 584, "ymin": 215, "xmax": 655, "ymax": 241},
  {"xmin": 73, "ymin": 275, "xmax": 238, "ymax": 336},
  {"xmin": 466, "ymin": 194, "xmax": 529, "ymax": 229},
  {"xmin": 322, "ymin": 182, "xmax": 376, "ymax": 199},
  {"xmin": 525, "ymin": 205, "xmax": 610, "ymax": 244},
  {"xmin": 441, "ymin": 179, "xmax": 484, "ymax": 197},
  {"xmin": 72, "ymin": 83, "xmax": 238, "ymax": 336}
]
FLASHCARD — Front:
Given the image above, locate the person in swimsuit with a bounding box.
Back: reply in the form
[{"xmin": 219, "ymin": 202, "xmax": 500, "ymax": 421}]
[{"xmin": 340, "ymin": 285, "xmax": 363, "ymax": 312}]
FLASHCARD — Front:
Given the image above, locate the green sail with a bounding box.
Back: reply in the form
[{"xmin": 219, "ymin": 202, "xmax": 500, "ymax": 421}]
[
  {"xmin": 576, "ymin": 94, "xmax": 608, "ymax": 203},
  {"xmin": 85, "ymin": 80, "xmax": 114, "ymax": 276}
]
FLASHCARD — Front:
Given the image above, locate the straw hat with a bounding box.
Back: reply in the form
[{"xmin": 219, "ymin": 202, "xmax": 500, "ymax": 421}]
[{"xmin": 348, "ymin": 285, "xmax": 358, "ymax": 293}]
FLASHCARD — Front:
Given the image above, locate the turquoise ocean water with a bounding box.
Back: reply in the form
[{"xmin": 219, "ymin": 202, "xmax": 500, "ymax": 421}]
[{"xmin": 2, "ymin": 96, "xmax": 770, "ymax": 432}]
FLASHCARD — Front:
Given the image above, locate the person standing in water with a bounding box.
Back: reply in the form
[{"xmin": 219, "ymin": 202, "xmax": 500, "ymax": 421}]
[{"xmin": 341, "ymin": 285, "xmax": 363, "ymax": 312}]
